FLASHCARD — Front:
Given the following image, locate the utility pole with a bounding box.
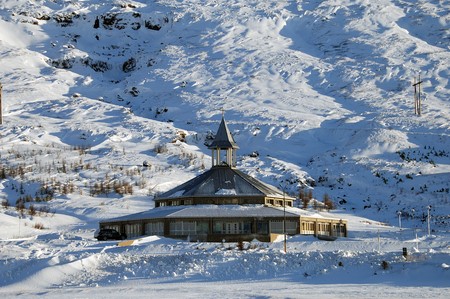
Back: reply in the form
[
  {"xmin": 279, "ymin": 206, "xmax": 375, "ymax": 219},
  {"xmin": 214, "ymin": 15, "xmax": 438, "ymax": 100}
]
[
  {"xmin": 413, "ymin": 74, "xmax": 423, "ymax": 116},
  {"xmin": 283, "ymin": 189, "xmax": 287, "ymax": 254},
  {"xmin": 377, "ymin": 229, "xmax": 380, "ymax": 252},
  {"xmin": 280, "ymin": 183, "xmax": 287, "ymax": 253},
  {"xmin": 415, "ymin": 229, "xmax": 419, "ymax": 251}
]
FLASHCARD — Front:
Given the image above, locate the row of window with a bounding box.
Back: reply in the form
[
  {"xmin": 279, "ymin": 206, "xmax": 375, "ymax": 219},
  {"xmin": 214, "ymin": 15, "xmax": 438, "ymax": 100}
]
[
  {"xmin": 317, "ymin": 223, "xmax": 331, "ymax": 234},
  {"xmin": 170, "ymin": 221, "xmax": 209, "ymax": 235},
  {"xmin": 158, "ymin": 199, "xmax": 193, "ymax": 207},
  {"xmin": 301, "ymin": 222, "xmax": 315, "ymax": 234},
  {"xmin": 107, "ymin": 220, "xmax": 345, "ymax": 238},
  {"xmin": 118, "ymin": 220, "xmax": 300, "ymax": 237},
  {"xmin": 266, "ymin": 199, "xmax": 293, "ymax": 207},
  {"xmin": 300, "ymin": 222, "xmax": 346, "ymax": 236},
  {"xmin": 157, "ymin": 199, "xmax": 294, "ymax": 207}
]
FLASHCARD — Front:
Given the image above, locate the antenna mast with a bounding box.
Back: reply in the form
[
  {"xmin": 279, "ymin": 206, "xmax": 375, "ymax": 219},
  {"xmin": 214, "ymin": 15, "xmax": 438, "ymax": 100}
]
[{"xmin": 412, "ymin": 74, "xmax": 423, "ymax": 116}]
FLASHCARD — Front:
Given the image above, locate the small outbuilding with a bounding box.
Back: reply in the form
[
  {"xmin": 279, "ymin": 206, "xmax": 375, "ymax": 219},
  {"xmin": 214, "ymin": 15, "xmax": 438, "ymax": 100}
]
[{"xmin": 99, "ymin": 116, "xmax": 347, "ymax": 242}]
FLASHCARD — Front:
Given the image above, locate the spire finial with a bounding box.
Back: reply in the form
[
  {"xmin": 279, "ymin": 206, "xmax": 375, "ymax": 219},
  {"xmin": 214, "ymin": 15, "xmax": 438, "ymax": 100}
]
[{"xmin": 220, "ymin": 107, "xmax": 225, "ymax": 118}]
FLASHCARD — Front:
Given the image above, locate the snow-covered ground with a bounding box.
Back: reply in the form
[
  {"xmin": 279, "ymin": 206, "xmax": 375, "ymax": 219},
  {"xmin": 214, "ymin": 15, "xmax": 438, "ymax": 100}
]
[
  {"xmin": 0, "ymin": 0, "xmax": 449, "ymax": 297},
  {"xmin": 1, "ymin": 220, "xmax": 449, "ymax": 298}
]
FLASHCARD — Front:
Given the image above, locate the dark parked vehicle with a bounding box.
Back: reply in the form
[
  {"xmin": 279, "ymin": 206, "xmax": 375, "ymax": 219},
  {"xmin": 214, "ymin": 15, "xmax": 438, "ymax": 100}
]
[{"xmin": 95, "ymin": 228, "xmax": 127, "ymax": 241}]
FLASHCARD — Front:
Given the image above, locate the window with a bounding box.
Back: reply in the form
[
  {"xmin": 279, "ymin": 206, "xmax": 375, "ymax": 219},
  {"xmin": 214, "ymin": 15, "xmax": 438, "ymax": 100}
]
[
  {"xmin": 125, "ymin": 223, "xmax": 141, "ymax": 238},
  {"xmin": 104, "ymin": 225, "xmax": 121, "ymax": 233},
  {"xmin": 301, "ymin": 222, "xmax": 315, "ymax": 234},
  {"xmin": 270, "ymin": 220, "xmax": 297, "ymax": 234},
  {"xmin": 243, "ymin": 221, "xmax": 252, "ymax": 234},
  {"xmin": 287, "ymin": 221, "xmax": 297, "ymax": 234},
  {"xmin": 257, "ymin": 221, "xmax": 268, "ymax": 234},
  {"xmin": 213, "ymin": 221, "xmax": 224, "ymax": 234},
  {"xmin": 332, "ymin": 223, "xmax": 346, "ymax": 236},
  {"xmin": 270, "ymin": 220, "xmax": 283, "ymax": 234},
  {"xmin": 317, "ymin": 223, "xmax": 330, "ymax": 235},
  {"xmin": 224, "ymin": 222, "xmax": 241, "ymax": 234},
  {"xmin": 197, "ymin": 221, "xmax": 209, "ymax": 234},
  {"xmin": 169, "ymin": 221, "xmax": 196, "ymax": 235},
  {"xmin": 180, "ymin": 199, "xmax": 193, "ymax": 205},
  {"xmin": 212, "ymin": 221, "xmax": 251, "ymax": 234},
  {"xmin": 145, "ymin": 222, "xmax": 164, "ymax": 236}
]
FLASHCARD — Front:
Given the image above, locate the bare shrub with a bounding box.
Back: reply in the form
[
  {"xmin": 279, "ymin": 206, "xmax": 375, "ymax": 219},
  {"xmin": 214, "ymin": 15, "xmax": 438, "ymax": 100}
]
[
  {"xmin": 237, "ymin": 240, "xmax": 245, "ymax": 251},
  {"xmin": 28, "ymin": 204, "xmax": 36, "ymax": 216},
  {"xmin": 154, "ymin": 144, "xmax": 168, "ymax": 154},
  {"xmin": 1, "ymin": 199, "xmax": 9, "ymax": 209},
  {"xmin": 300, "ymin": 188, "xmax": 310, "ymax": 209},
  {"xmin": 323, "ymin": 194, "xmax": 334, "ymax": 210},
  {"xmin": 15, "ymin": 199, "xmax": 25, "ymax": 213},
  {"xmin": 38, "ymin": 206, "xmax": 50, "ymax": 216},
  {"xmin": 33, "ymin": 222, "xmax": 45, "ymax": 230}
]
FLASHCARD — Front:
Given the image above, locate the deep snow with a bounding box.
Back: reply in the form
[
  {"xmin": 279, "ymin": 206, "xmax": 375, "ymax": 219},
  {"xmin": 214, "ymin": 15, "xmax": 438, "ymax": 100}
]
[{"xmin": 0, "ymin": 0, "xmax": 449, "ymax": 297}]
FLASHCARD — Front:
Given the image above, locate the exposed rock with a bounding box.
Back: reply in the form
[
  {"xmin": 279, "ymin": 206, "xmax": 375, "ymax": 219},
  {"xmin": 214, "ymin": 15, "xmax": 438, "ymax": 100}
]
[{"xmin": 122, "ymin": 57, "xmax": 136, "ymax": 73}]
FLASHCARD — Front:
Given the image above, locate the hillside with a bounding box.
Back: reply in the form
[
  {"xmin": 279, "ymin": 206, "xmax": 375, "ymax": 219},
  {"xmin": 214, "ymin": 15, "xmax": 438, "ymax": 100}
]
[
  {"xmin": 1, "ymin": 0, "xmax": 449, "ymax": 226},
  {"xmin": 0, "ymin": 0, "xmax": 449, "ymax": 297}
]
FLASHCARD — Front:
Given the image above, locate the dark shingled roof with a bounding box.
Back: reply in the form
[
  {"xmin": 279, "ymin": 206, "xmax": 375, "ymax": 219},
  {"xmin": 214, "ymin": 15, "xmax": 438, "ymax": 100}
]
[
  {"xmin": 208, "ymin": 117, "xmax": 239, "ymax": 149},
  {"xmin": 157, "ymin": 166, "xmax": 293, "ymax": 200}
]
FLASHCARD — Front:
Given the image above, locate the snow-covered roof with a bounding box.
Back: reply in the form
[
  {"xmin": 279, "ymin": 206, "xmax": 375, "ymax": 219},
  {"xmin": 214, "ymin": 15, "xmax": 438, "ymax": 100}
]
[
  {"xmin": 156, "ymin": 166, "xmax": 294, "ymax": 200},
  {"xmin": 166, "ymin": 205, "xmax": 298, "ymax": 218},
  {"xmin": 100, "ymin": 205, "xmax": 307, "ymax": 223},
  {"xmin": 272, "ymin": 206, "xmax": 336, "ymax": 219}
]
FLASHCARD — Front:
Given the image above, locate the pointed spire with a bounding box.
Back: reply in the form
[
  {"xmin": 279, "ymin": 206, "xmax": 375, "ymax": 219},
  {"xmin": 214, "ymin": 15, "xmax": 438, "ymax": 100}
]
[
  {"xmin": 208, "ymin": 113, "xmax": 239, "ymax": 168},
  {"xmin": 208, "ymin": 115, "xmax": 239, "ymax": 150}
]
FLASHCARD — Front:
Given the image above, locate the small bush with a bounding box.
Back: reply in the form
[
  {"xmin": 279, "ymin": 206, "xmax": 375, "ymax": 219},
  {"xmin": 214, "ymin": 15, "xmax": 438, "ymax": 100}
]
[
  {"xmin": 28, "ymin": 204, "xmax": 36, "ymax": 216},
  {"xmin": 33, "ymin": 222, "xmax": 45, "ymax": 230},
  {"xmin": 237, "ymin": 240, "xmax": 245, "ymax": 251},
  {"xmin": 323, "ymin": 194, "xmax": 334, "ymax": 210},
  {"xmin": 154, "ymin": 144, "xmax": 168, "ymax": 154},
  {"xmin": 1, "ymin": 199, "xmax": 9, "ymax": 209},
  {"xmin": 16, "ymin": 199, "xmax": 25, "ymax": 213},
  {"xmin": 299, "ymin": 189, "xmax": 310, "ymax": 209}
]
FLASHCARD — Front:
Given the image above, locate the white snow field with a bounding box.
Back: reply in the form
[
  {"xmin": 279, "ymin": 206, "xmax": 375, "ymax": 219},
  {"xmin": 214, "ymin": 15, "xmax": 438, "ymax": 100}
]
[{"xmin": 0, "ymin": 0, "xmax": 449, "ymax": 297}]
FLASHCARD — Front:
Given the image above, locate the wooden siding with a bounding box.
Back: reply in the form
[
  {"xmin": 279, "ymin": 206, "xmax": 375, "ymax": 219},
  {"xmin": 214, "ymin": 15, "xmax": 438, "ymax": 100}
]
[{"xmin": 100, "ymin": 215, "xmax": 347, "ymax": 242}]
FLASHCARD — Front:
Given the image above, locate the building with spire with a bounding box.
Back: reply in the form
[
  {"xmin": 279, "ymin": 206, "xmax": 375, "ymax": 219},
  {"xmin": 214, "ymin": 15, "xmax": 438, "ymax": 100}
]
[{"xmin": 99, "ymin": 116, "xmax": 347, "ymax": 242}]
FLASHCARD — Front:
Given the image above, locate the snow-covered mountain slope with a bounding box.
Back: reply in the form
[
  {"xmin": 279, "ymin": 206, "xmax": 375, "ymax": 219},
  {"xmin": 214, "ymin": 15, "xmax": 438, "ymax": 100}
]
[
  {"xmin": 1, "ymin": 0, "xmax": 448, "ymax": 225},
  {"xmin": 0, "ymin": 0, "xmax": 449, "ymax": 296}
]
